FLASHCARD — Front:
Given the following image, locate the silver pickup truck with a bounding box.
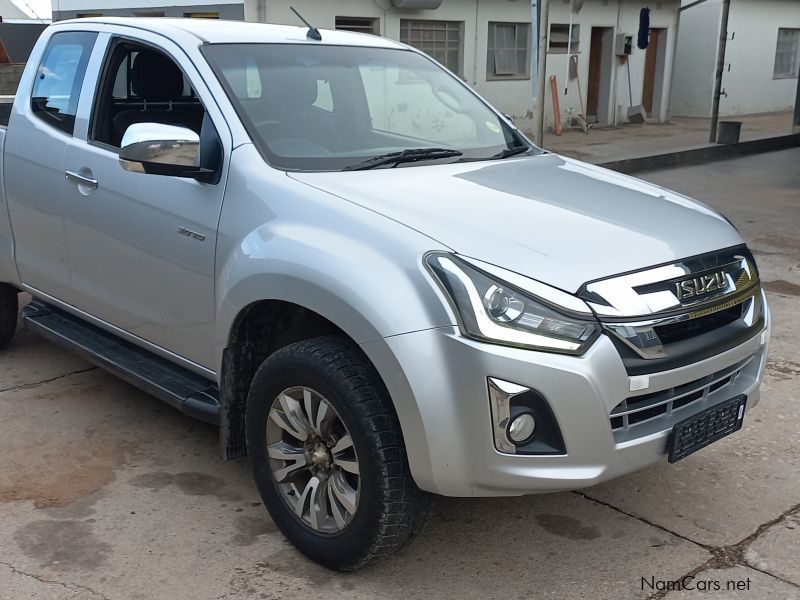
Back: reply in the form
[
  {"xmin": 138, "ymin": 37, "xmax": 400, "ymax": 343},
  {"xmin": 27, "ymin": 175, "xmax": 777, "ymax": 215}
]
[{"xmin": 0, "ymin": 18, "xmax": 770, "ymax": 570}]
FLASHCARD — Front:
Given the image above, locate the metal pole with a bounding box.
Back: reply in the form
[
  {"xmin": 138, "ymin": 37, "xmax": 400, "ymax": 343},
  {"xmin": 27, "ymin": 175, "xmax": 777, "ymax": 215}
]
[
  {"xmin": 532, "ymin": 0, "xmax": 550, "ymax": 145},
  {"xmin": 663, "ymin": 5, "xmax": 681, "ymax": 122},
  {"xmin": 564, "ymin": 0, "xmax": 573, "ymax": 95},
  {"xmin": 709, "ymin": 0, "xmax": 730, "ymax": 144}
]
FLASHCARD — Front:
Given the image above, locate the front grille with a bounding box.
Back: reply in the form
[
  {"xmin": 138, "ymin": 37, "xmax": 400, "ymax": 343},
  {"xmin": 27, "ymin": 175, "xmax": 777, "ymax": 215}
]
[
  {"xmin": 582, "ymin": 245, "xmax": 763, "ymax": 375},
  {"xmin": 610, "ymin": 355, "xmax": 753, "ymax": 431},
  {"xmin": 654, "ymin": 304, "xmax": 743, "ymax": 345},
  {"xmin": 604, "ymin": 289, "xmax": 763, "ymax": 376}
]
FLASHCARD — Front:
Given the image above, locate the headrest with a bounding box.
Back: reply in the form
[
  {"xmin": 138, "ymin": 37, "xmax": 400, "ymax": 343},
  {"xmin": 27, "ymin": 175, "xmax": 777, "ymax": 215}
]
[{"xmin": 131, "ymin": 50, "xmax": 184, "ymax": 101}]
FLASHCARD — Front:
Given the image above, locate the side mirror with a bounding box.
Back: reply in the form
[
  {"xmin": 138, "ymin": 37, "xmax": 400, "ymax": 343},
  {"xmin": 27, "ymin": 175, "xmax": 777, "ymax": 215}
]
[{"xmin": 119, "ymin": 123, "xmax": 216, "ymax": 183}]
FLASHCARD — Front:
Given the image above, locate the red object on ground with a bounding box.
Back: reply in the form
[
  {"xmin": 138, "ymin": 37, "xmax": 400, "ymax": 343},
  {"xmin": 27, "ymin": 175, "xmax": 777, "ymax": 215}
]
[{"xmin": 549, "ymin": 75, "xmax": 562, "ymax": 136}]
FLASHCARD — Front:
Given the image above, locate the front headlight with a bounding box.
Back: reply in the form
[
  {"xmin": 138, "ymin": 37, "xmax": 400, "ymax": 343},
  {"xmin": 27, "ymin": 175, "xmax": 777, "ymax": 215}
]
[{"xmin": 425, "ymin": 253, "xmax": 600, "ymax": 355}]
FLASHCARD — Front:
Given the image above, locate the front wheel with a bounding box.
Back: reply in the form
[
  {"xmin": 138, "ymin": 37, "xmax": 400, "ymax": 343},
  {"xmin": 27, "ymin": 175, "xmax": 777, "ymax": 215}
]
[
  {"xmin": 245, "ymin": 335, "xmax": 430, "ymax": 571},
  {"xmin": 0, "ymin": 284, "xmax": 18, "ymax": 351}
]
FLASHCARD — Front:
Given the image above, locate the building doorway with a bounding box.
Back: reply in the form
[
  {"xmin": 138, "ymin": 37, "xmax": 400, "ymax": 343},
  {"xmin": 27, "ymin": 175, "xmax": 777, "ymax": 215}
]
[
  {"xmin": 642, "ymin": 28, "xmax": 667, "ymax": 117},
  {"xmin": 587, "ymin": 27, "xmax": 614, "ymax": 125}
]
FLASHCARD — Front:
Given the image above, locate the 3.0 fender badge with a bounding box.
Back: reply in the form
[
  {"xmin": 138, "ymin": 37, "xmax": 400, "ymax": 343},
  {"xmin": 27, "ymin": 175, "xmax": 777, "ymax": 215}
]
[{"xmin": 177, "ymin": 227, "xmax": 206, "ymax": 242}]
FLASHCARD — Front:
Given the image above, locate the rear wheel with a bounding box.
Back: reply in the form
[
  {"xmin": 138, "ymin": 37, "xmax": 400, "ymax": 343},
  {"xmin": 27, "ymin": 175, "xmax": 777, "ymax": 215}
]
[
  {"xmin": 0, "ymin": 284, "xmax": 18, "ymax": 351},
  {"xmin": 245, "ymin": 335, "xmax": 430, "ymax": 570}
]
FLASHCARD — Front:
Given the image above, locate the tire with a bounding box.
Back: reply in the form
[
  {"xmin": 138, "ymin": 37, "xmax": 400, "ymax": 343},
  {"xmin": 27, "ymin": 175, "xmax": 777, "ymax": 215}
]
[
  {"xmin": 0, "ymin": 284, "xmax": 18, "ymax": 351},
  {"xmin": 245, "ymin": 335, "xmax": 430, "ymax": 571}
]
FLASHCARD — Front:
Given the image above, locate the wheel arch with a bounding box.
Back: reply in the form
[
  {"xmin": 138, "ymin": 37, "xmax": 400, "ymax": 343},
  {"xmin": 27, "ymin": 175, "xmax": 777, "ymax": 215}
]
[{"xmin": 218, "ymin": 296, "xmax": 415, "ymax": 465}]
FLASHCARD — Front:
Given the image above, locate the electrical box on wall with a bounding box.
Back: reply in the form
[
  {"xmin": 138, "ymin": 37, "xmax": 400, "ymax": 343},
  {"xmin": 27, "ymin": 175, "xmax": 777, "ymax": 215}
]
[
  {"xmin": 615, "ymin": 34, "xmax": 633, "ymax": 56},
  {"xmin": 391, "ymin": 0, "xmax": 443, "ymax": 8}
]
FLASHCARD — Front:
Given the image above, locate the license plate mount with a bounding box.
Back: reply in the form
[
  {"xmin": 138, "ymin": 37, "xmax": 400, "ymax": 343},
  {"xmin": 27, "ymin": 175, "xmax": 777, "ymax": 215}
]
[{"xmin": 667, "ymin": 395, "xmax": 747, "ymax": 463}]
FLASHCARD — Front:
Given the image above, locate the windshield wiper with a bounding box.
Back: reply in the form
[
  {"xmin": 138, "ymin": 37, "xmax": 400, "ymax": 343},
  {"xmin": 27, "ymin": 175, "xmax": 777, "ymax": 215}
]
[
  {"xmin": 343, "ymin": 148, "xmax": 463, "ymax": 171},
  {"xmin": 491, "ymin": 145, "xmax": 531, "ymax": 159},
  {"xmin": 454, "ymin": 144, "xmax": 533, "ymax": 164}
]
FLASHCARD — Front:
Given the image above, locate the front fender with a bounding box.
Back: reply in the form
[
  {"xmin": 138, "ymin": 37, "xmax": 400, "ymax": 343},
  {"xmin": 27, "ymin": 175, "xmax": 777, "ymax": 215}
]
[{"xmin": 214, "ymin": 144, "xmax": 455, "ymax": 371}]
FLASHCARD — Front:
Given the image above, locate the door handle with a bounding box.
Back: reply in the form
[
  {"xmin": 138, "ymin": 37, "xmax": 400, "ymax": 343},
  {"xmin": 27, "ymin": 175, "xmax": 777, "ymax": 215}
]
[{"xmin": 65, "ymin": 170, "xmax": 98, "ymax": 190}]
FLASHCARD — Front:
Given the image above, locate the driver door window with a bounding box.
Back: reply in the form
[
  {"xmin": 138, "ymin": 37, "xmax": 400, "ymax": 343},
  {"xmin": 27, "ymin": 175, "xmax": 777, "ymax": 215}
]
[{"xmin": 90, "ymin": 42, "xmax": 206, "ymax": 148}]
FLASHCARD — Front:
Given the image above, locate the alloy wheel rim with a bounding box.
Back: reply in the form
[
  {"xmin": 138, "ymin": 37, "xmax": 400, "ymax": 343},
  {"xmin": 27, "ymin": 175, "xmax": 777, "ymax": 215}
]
[{"xmin": 266, "ymin": 386, "xmax": 360, "ymax": 534}]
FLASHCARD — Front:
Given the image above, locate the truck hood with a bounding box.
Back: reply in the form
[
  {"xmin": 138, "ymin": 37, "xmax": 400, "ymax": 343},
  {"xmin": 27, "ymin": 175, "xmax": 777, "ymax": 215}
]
[{"xmin": 289, "ymin": 153, "xmax": 743, "ymax": 293}]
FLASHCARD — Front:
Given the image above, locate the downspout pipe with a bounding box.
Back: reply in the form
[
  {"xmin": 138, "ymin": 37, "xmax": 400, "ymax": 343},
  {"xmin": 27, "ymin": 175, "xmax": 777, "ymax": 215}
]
[
  {"xmin": 662, "ymin": 1, "xmax": 681, "ymax": 122},
  {"xmin": 532, "ymin": 0, "xmax": 550, "ymax": 145},
  {"xmin": 709, "ymin": 0, "xmax": 730, "ymax": 144}
]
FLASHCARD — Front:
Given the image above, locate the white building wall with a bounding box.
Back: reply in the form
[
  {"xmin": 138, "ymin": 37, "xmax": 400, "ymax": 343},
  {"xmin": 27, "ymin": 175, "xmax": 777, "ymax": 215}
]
[
  {"xmin": 0, "ymin": 0, "xmax": 30, "ymax": 19},
  {"xmin": 669, "ymin": 0, "xmax": 720, "ymax": 117},
  {"xmin": 722, "ymin": 0, "xmax": 800, "ymax": 116},
  {"xmin": 671, "ymin": 0, "xmax": 800, "ymax": 118}
]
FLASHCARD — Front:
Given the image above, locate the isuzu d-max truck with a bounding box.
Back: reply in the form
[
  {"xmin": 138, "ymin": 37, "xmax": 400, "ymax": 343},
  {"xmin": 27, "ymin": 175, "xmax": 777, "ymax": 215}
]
[{"xmin": 0, "ymin": 18, "xmax": 770, "ymax": 570}]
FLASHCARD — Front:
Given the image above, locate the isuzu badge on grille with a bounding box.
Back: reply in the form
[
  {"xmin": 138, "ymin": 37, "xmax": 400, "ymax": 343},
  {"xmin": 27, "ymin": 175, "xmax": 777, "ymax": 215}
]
[{"xmin": 675, "ymin": 270, "xmax": 727, "ymax": 301}]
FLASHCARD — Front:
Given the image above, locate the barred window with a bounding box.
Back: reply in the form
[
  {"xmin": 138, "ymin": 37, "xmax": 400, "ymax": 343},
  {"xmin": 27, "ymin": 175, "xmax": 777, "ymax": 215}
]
[
  {"xmin": 399, "ymin": 19, "xmax": 464, "ymax": 76},
  {"xmin": 548, "ymin": 23, "xmax": 580, "ymax": 53},
  {"xmin": 774, "ymin": 28, "xmax": 800, "ymax": 79},
  {"xmin": 335, "ymin": 16, "xmax": 380, "ymax": 35},
  {"xmin": 487, "ymin": 22, "xmax": 530, "ymax": 78}
]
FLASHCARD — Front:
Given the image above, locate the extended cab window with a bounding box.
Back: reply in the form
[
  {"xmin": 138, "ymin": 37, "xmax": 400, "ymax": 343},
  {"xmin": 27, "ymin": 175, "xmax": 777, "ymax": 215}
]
[
  {"xmin": 91, "ymin": 41, "xmax": 206, "ymax": 148},
  {"xmin": 31, "ymin": 31, "xmax": 97, "ymax": 135}
]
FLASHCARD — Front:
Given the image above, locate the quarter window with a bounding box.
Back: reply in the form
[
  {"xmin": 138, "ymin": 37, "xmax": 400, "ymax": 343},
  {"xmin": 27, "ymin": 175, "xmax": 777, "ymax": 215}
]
[
  {"xmin": 774, "ymin": 28, "xmax": 800, "ymax": 79},
  {"xmin": 31, "ymin": 31, "xmax": 97, "ymax": 135},
  {"xmin": 487, "ymin": 22, "xmax": 530, "ymax": 79},
  {"xmin": 399, "ymin": 19, "xmax": 464, "ymax": 76}
]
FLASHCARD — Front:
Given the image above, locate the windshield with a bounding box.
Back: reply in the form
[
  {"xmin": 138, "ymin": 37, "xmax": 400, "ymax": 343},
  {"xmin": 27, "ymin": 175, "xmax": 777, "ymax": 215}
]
[{"xmin": 202, "ymin": 43, "xmax": 532, "ymax": 171}]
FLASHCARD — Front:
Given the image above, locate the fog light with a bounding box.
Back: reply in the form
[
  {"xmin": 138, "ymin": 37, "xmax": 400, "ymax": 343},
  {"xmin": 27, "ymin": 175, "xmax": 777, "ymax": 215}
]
[
  {"xmin": 508, "ymin": 412, "xmax": 536, "ymax": 444},
  {"xmin": 488, "ymin": 377, "xmax": 566, "ymax": 456}
]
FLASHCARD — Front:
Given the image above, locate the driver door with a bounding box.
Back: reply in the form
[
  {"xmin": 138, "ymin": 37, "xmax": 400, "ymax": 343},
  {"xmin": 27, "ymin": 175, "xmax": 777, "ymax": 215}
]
[{"xmin": 60, "ymin": 34, "xmax": 230, "ymax": 372}]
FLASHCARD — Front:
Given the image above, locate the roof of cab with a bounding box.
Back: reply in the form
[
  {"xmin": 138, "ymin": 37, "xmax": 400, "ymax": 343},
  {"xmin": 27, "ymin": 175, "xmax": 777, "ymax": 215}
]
[{"xmin": 56, "ymin": 17, "xmax": 407, "ymax": 49}]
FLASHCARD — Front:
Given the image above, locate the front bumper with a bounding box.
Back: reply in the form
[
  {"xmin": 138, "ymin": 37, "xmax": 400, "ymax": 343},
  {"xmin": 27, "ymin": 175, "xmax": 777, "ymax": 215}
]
[{"xmin": 360, "ymin": 302, "xmax": 771, "ymax": 497}]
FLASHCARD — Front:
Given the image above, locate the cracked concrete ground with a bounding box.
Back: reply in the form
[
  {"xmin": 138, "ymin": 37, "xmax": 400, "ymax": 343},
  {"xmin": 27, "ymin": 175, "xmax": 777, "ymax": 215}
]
[{"xmin": 0, "ymin": 148, "xmax": 798, "ymax": 599}]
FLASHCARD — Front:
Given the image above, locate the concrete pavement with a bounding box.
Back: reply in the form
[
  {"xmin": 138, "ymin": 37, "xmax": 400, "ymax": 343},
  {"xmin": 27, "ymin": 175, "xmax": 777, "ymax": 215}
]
[
  {"xmin": 545, "ymin": 110, "xmax": 795, "ymax": 164},
  {"xmin": 1, "ymin": 149, "xmax": 799, "ymax": 599}
]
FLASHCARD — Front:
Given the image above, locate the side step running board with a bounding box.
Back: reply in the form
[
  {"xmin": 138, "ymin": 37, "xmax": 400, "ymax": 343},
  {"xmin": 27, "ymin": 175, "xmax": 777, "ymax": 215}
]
[{"xmin": 22, "ymin": 301, "xmax": 220, "ymax": 425}]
